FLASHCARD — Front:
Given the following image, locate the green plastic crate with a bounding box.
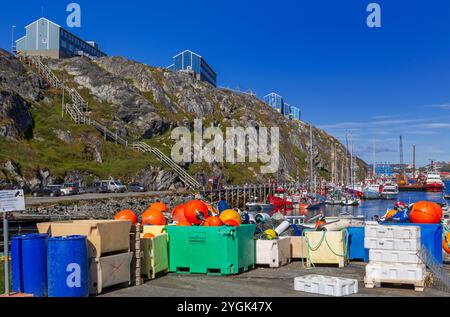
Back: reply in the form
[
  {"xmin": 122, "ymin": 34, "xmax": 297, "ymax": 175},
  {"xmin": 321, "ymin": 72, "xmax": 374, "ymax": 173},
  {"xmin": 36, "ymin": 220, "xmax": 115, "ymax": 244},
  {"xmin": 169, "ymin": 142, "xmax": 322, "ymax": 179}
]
[{"xmin": 166, "ymin": 225, "xmax": 256, "ymax": 276}]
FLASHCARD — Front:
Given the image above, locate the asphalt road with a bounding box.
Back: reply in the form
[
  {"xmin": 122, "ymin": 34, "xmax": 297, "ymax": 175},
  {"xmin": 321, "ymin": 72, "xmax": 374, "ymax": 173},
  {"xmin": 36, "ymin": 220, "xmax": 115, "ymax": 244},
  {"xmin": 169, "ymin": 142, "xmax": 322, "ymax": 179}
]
[
  {"xmin": 25, "ymin": 191, "xmax": 172, "ymax": 206},
  {"xmin": 101, "ymin": 261, "xmax": 450, "ymax": 298}
]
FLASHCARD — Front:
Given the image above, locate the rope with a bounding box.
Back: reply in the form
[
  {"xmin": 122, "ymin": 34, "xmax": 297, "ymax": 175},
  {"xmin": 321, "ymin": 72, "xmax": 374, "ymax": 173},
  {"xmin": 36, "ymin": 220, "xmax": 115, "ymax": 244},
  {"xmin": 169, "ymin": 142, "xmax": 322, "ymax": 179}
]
[{"xmin": 301, "ymin": 228, "xmax": 349, "ymax": 269}]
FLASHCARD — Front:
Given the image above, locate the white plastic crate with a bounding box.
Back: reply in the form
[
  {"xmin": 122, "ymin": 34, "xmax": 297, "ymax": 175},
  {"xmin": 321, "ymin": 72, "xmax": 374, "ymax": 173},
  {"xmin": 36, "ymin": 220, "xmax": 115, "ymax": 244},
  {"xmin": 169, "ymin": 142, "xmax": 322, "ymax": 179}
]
[
  {"xmin": 365, "ymin": 224, "xmax": 420, "ymax": 240},
  {"xmin": 369, "ymin": 249, "xmax": 422, "ymax": 264},
  {"xmin": 294, "ymin": 275, "xmax": 359, "ymax": 297},
  {"xmin": 256, "ymin": 237, "xmax": 291, "ymax": 268},
  {"xmin": 364, "ymin": 237, "xmax": 420, "ymax": 251},
  {"xmin": 365, "ymin": 262, "xmax": 426, "ymax": 282}
]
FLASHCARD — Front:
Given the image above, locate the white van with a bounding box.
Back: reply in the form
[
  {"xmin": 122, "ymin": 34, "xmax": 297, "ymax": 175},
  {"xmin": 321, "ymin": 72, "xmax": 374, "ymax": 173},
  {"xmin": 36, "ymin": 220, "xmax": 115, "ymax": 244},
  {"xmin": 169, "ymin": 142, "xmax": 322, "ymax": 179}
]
[{"xmin": 102, "ymin": 180, "xmax": 127, "ymax": 193}]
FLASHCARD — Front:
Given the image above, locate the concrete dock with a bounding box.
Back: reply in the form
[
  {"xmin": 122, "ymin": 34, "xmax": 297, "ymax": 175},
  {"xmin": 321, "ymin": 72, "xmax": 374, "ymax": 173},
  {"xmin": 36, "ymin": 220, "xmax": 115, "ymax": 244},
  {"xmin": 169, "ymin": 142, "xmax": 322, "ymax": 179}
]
[{"xmin": 101, "ymin": 261, "xmax": 450, "ymax": 297}]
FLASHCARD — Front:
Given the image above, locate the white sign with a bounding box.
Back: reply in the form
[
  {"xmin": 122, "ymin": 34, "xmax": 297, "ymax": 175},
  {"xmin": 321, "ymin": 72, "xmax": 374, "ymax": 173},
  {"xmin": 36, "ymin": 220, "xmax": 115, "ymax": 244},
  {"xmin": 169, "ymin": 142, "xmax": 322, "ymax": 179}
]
[{"xmin": 0, "ymin": 190, "xmax": 25, "ymax": 212}]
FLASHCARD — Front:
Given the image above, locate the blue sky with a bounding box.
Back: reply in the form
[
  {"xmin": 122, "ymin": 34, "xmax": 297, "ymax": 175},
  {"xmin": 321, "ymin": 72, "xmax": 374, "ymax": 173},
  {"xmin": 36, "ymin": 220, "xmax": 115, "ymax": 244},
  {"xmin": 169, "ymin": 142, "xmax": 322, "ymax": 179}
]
[{"xmin": 1, "ymin": 0, "xmax": 450, "ymax": 166}]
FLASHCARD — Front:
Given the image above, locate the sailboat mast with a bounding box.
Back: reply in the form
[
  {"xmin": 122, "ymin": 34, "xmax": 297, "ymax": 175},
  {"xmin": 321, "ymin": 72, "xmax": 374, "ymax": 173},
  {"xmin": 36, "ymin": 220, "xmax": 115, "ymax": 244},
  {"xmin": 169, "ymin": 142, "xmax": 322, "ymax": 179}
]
[
  {"xmin": 345, "ymin": 132, "xmax": 349, "ymax": 186},
  {"xmin": 309, "ymin": 125, "xmax": 314, "ymax": 193}
]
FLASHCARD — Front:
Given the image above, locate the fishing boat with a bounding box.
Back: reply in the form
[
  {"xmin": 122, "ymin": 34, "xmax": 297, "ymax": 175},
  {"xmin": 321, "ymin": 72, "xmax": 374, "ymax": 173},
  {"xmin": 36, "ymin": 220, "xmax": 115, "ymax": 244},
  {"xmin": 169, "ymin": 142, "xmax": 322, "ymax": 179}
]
[
  {"xmin": 424, "ymin": 171, "xmax": 445, "ymax": 193},
  {"xmin": 341, "ymin": 197, "xmax": 360, "ymax": 206},
  {"xmin": 363, "ymin": 184, "xmax": 381, "ymax": 200},
  {"xmin": 380, "ymin": 184, "xmax": 399, "ymax": 200}
]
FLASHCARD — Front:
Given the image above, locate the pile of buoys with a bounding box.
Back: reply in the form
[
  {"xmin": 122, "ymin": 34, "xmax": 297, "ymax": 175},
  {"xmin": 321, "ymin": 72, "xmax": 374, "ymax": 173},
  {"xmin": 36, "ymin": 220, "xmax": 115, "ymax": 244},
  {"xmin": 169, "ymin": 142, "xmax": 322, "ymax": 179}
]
[
  {"xmin": 409, "ymin": 201, "xmax": 442, "ymax": 224},
  {"xmin": 114, "ymin": 200, "xmax": 246, "ymax": 228},
  {"xmin": 114, "ymin": 210, "xmax": 137, "ymax": 225}
]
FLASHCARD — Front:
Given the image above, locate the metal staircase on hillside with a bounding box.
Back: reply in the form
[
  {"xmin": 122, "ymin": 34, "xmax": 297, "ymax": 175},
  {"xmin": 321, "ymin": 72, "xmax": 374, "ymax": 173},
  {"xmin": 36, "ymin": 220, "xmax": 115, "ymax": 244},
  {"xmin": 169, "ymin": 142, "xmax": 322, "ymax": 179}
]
[{"xmin": 19, "ymin": 54, "xmax": 201, "ymax": 189}]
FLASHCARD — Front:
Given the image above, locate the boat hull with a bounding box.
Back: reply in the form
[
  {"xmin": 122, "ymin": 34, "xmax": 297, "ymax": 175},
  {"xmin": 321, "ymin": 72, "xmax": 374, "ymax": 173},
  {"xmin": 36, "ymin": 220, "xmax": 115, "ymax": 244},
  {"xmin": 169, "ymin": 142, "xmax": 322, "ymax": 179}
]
[
  {"xmin": 424, "ymin": 183, "xmax": 444, "ymax": 192},
  {"xmin": 363, "ymin": 190, "xmax": 380, "ymax": 200},
  {"xmin": 381, "ymin": 193, "xmax": 398, "ymax": 200}
]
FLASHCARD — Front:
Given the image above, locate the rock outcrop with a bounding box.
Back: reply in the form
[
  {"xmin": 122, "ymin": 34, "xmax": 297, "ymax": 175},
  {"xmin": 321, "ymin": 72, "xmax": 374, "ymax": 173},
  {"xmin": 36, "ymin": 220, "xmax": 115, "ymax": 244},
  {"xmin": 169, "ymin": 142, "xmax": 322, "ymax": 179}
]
[{"xmin": 0, "ymin": 49, "xmax": 367, "ymax": 190}]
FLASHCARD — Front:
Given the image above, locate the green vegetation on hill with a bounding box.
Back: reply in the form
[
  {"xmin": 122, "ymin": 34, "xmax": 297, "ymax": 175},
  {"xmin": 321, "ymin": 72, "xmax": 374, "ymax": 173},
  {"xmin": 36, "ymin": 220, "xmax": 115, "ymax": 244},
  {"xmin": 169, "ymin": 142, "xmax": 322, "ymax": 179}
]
[{"xmin": 0, "ymin": 91, "xmax": 163, "ymax": 182}]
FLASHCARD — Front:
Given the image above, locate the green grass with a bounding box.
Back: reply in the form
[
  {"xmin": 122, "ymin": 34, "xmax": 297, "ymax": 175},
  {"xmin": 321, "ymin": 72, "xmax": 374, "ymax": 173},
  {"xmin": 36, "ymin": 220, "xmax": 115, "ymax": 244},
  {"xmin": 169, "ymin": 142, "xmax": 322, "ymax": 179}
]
[{"xmin": 0, "ymin": 91, "xmax": 164, "ymax": 182}]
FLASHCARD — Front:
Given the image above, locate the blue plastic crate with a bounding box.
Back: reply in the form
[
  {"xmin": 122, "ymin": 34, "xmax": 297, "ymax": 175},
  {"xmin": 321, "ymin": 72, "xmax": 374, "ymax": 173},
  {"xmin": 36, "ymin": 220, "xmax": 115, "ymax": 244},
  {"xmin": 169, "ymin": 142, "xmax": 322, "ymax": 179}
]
[
  {"xmin": 383, "ymin": 223, "xmax": 443, "ymax": 264},
  {"xmin": 347, "ymin": 227, "xmax": 369, "ymax": 262}
]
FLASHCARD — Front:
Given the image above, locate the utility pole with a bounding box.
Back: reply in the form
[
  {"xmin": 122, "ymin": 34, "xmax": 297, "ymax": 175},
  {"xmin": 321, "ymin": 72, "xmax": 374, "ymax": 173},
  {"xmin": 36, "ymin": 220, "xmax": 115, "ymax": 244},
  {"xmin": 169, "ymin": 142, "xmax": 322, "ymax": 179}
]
[
  {"xmin": 11, "ymin": 25, "xmax": 16, "ymax": 54},
  {"xmin": 413, "ymin": 145, "xmax": 416, "ymax": 179}
]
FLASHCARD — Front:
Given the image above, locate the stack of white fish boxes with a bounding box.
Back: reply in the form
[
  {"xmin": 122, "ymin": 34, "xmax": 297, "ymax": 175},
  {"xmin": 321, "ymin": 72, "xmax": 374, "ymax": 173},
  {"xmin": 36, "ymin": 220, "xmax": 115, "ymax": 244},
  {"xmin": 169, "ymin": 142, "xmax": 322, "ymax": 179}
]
[{"xmin": 364, "ymin": 222, "xmax": 428, "ymax": 292}]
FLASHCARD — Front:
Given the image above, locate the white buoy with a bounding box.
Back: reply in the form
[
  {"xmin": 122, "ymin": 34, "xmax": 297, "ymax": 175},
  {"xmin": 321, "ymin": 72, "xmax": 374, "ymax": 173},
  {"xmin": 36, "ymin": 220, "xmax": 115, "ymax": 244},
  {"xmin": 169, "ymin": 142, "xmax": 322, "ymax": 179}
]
[
  {"xmin": 255, "ymin": 213, "xmax": 271, "ymax": 224},
  {"xmin": 275, "ymin": 220, "xmax": 291, "ymax": 235}
]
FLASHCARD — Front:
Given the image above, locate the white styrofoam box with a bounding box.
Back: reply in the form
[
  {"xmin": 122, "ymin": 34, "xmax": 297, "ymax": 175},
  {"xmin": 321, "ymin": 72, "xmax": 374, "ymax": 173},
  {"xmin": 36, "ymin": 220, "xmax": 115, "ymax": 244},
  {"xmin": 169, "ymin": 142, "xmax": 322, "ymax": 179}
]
[
  {"xmin": 365, "ymin": 224, "xmax": 421, "ymax": 240},
  {"xmin": 365, "ymin": 263, "xmax": 427, "ymax": 282},
  {"xmin": 256, "ymin": 237, "xmax": 291, "ymax": 268},
  {"xmin": 364, "ymin": 237, "xmax": 420, "ymax": 251},
  {"xmin": 369, "ymin": 249, "xmax": 422, "ymax": 264},
  {"xmin": 294, "ymin": 275, "xmax": 358, "ymax": 297}
]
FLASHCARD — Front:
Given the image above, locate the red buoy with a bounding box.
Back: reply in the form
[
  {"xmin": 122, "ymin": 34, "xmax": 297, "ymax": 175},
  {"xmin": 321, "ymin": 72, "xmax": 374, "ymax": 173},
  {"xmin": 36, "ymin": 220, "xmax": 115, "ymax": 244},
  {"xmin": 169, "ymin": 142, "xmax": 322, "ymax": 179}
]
[
  {"xmin": 114, "ymin": 210, "xmax": 137, "ymax": 225},
  {"xmin": 142, "ymin": 209, "xmax": 167, "ymax": 226},
  {"xmin": 184, "ymin": 200, "xmax": 209, "ymax": 225},
  {"xmin": 410, "ymin": 201, "xmax": 442, "ymax": 224}
]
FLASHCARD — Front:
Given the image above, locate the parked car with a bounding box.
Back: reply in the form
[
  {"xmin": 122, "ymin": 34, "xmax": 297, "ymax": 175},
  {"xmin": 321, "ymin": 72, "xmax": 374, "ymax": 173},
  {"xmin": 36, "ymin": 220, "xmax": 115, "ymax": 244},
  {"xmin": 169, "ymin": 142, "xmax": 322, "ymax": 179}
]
[
  {"xmin": 85, "ymin": 181, "xmax": 109, "ymax": 194},
  {"xmin": 61, "ymin": 183, "xmax": 80, "ymax": 196},
  {"xmin": 32, "ymin": 185, "xmax": 62, "ymax": 197},
  {"xmin": 0, "ymin": 180, "xmax": 19, "ymax": 190},
  {"xmin": 102, "ymin": 180, "xmax": 127, "ymax": 193},
  {"xmin": 128, "ymin": 182, "xmax": 146, "ymax": 192}
]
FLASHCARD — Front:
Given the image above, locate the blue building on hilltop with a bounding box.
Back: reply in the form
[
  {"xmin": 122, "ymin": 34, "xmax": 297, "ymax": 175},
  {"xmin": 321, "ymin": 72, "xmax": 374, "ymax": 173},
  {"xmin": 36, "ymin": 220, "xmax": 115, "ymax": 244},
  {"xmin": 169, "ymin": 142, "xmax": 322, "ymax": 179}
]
[
  {"xmin": 263, "ymin": 92, "xmax": 285, "ymax": 114},
  {"xmin": 15, "ymin": 17, "xmax": 106, "ymax": 59},
  {"xmin": 167, "ymin": 50, "xmax": 217, "ymax": 87},
  {"xmin": 263, "ymin": 93, "xmax": 301, "ymax": 121},
  {"xmin": 290, "ymin": 106, "xmax": 302, "ymax": 121}
]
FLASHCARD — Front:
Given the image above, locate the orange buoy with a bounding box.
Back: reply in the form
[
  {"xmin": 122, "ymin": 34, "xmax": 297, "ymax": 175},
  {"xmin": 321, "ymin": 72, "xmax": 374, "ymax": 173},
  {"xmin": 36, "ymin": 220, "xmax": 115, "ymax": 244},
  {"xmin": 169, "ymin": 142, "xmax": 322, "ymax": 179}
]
[
  {"xmin": 141, "ymin": 209, "xmax": 167, "ymax": 226},
  {"xmin": 220, "ymin": 209, "xmax": 242, "ymax": 226},
  {"xmin": 114, "ymin": 210, "xmax": 137, "ymax": 225},
  {"xmin": 177, "ymin": 220, "xmax": 192, "ymax": 227},
  {"xmin": 204, "ymin": 216, "xmax": 223, "ymax": 227},
  {"xmin": 410, "ymin": 201, "xmax": 442, "ymax": 224},
  {"xmin": 172, "ymin": 204, "xmax": 187, "ymax": 222},
  {"xmin": 315, "ymin": 220, "xmax": 326, "ymax": 229},
  {"xmin": 149, "ymin": 202, "xmax": 169, "ymax": 213},
  {"xmin": 224, "ymin": 219, "xmax": 240, "ymax": 227},
  {"xmin": 443, "ymin": 233, "xmax": 450, "ymax": 254},
  {"xmin": 385, "ymin": 210, "xmax": 398, "ymax": 220},
  {"xmin": 184, "ymin": 200, "xmax": 209, "ymax": 225},
  {"xmin": 143, "ymin": 233, "xmax": 155, "ymax": 239}
]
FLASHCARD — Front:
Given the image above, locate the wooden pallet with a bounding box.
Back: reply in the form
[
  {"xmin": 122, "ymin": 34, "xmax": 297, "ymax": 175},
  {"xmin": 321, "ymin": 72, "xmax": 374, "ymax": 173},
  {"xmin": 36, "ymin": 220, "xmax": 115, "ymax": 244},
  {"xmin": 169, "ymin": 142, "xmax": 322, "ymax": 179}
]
[
  {"xmin": 364, "ymin": 274, "xmax": 430, "ymax": 292},
  {"xmin": 1, "ymin": 293, "xmax": 33, "ymax": 298},
  {"xmin": 174, "ymin": 264, "xmax": 256, "ymax": 276},
  {"xmin": 130, "ymin": 224, "xmax": 144, "ymax": 286}
]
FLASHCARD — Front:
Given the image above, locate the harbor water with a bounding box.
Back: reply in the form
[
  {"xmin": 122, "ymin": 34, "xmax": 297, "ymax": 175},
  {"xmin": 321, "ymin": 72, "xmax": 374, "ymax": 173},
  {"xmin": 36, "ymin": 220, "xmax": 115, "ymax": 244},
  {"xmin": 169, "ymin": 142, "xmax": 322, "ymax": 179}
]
[{"xmin": 303, "ymin": 180, "xmax": 450, "ymax": 221}]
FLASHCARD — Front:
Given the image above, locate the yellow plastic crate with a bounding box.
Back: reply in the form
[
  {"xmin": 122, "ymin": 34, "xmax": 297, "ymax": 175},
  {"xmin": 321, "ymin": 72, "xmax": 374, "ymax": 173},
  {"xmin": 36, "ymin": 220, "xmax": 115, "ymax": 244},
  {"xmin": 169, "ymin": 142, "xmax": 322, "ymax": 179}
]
[
  {"xmin": 305, "ymin": 231, "xmax": 348, "ymax": 268},
  {"xmin": 141, "ymin": 225, "xmax": 167, "ymax": 238},
  {"xmin": 141, "ymin": 234, "xmax": 169, "ymax": 280}
]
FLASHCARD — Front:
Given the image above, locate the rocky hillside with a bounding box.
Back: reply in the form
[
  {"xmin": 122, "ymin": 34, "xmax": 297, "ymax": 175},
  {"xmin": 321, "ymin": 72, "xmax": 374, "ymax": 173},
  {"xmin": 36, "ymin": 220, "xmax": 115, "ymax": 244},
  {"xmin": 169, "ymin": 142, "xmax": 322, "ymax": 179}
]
[{"xmin": 0, "ymin": 49, "xmax": 366, "ymax": 191}]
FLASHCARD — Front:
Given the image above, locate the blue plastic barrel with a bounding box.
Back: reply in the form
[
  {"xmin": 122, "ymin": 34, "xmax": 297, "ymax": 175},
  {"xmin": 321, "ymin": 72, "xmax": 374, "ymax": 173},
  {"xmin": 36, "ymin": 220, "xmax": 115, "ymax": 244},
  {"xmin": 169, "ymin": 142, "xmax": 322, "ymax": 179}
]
[
  {"xmin": 47, "ymin": 235, "xmax": 89, "ymax": 297},
  {"xmin": 11, "ymin": 234, "xmax": 48, "ymax": 297},
  {"xmin": 347, "ymin": 227, "xmax": 369, "ymax": 262},
  {"xmin": 383, "ymin": 223, "xmax": 443, "ymax": 263}
]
